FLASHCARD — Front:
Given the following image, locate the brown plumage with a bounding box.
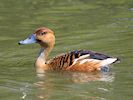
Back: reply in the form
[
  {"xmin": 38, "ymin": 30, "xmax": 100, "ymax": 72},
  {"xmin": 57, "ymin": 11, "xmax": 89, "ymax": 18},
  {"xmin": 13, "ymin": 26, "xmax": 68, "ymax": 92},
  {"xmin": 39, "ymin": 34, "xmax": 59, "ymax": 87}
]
[{"xmin": 19, "ymin": 27, "xmax": 119, "ymax": 73}]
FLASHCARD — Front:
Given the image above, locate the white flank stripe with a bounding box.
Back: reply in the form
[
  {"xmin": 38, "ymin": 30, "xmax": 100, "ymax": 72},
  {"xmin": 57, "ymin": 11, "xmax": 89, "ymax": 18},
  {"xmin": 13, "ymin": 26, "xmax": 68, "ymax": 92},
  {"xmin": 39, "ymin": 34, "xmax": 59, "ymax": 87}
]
[
  {"xmin": 79, "ymin": 59, "xmax": 99, "ymax": 65},
  {"xmin": 79, "ymin": 59, "xmax": 89, "ymax": 64},
  {"xmin": 101, "ymin": 58, "xmax": 117, "ymax": 66},
  {"xmin": 78, "ymin": 54, "xmax": 90, "ymax": 60},
  {"xmin": 72, "ymin": 54, "xmax": 90, "ymax": 65},
  {"xmin": 73, "ymin": 57, "xmax": 117, "ymax": 66}
]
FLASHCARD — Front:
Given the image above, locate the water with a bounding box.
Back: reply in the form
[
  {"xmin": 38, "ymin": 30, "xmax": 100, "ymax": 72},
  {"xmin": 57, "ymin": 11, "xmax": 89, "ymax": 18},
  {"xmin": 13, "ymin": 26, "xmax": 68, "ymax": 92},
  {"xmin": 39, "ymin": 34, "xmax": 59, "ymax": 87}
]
[{"xmin": 0, "ymin": 0, "xmax": 133, "ymax": 100}]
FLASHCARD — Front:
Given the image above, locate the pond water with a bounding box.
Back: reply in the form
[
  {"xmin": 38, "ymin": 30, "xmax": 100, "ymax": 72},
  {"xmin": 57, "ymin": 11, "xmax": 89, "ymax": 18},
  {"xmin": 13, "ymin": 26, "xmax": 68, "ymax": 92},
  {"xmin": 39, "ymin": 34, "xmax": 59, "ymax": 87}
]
[{"xmin": 0, "ymin": 0, "xmax": 133, "ymax": 100}]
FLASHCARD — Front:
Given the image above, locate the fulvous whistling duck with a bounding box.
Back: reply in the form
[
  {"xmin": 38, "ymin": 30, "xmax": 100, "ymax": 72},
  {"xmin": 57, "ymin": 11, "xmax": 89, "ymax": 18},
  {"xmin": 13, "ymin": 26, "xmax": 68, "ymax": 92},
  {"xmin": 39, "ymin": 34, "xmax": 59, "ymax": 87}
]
[{"xmin": 18, "ymin": 27, "xmax": 119, "ymax": 73}]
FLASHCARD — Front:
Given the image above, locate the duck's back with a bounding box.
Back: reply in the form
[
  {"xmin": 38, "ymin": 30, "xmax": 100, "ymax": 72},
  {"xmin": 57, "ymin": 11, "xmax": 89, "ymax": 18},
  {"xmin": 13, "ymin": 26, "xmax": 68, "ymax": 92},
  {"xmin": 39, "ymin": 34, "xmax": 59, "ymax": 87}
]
[{"xmin": 48, "ymin": 50, "xmax": 118, "ymax": 72}]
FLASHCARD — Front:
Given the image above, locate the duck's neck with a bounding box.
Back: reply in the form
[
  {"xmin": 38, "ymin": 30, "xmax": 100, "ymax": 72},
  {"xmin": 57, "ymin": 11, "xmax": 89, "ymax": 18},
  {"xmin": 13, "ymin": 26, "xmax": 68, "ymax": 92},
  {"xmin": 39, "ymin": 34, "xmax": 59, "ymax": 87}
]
[{"xmin": 35, "ymin": 46, "xmax": 52, "ymax": 73}]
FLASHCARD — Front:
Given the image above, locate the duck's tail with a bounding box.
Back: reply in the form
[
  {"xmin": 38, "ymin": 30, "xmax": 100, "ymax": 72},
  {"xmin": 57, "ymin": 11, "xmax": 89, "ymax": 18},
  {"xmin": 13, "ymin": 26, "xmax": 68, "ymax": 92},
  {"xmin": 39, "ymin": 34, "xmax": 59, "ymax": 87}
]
[{"xmin": 100, "ymin": 57, "xmax": 120, "ymax": 66}]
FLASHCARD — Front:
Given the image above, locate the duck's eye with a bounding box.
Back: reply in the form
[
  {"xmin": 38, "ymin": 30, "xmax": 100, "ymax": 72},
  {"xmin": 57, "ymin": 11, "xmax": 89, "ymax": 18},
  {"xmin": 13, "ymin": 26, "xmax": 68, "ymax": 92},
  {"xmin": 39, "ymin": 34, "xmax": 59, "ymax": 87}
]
[{"xmin": 40, "ymin": 32, "xmax": 46, "ymax": 35}]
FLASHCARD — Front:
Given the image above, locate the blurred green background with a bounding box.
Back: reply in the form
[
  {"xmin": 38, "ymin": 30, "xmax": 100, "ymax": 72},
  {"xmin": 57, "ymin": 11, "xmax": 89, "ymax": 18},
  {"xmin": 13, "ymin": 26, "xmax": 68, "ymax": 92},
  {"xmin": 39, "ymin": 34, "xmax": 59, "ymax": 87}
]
[{"xmin": 0, "ymin": 0, "xmax": 133, "ymax": 100}]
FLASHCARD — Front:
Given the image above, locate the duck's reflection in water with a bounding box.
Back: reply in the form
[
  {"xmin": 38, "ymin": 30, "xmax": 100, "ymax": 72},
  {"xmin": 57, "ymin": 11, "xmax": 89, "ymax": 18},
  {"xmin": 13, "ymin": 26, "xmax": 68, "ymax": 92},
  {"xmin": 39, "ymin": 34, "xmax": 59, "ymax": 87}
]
[
  {"xmin": 34, "ymin": 70, "xmax": 115, "ymax": 100},
  {"xmin": 70, "ymin": 71, "xmax": 114, "ymax": 83},
  {"xmin": 36, "ymin": 70, "xmax": 115, "ymax": 83}
]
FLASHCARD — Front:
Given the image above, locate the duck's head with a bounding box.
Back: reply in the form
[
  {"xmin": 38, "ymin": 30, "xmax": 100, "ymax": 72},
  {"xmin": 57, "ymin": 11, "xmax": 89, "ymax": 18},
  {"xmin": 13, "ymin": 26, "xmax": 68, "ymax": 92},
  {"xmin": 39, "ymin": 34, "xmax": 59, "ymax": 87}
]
[{"xmin": 19, "ymin": 27, "xmax": 55, "ymax": 48}]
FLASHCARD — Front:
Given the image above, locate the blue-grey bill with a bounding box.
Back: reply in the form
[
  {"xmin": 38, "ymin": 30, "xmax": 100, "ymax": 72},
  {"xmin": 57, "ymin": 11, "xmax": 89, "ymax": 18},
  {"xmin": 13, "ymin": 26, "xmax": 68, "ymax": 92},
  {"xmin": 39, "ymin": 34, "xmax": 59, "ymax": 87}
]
[{"xmin": 19, "ymin": 34, "xmax": 36, "ymax": 45}]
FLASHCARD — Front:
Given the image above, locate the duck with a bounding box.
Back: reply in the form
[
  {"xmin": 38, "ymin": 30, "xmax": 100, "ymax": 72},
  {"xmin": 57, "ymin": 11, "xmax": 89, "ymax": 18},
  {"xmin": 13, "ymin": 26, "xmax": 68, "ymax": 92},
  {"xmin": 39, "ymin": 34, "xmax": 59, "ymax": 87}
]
[{"xmin": 18, "ymin": 27, "xmax": 119, "ymax": 73}]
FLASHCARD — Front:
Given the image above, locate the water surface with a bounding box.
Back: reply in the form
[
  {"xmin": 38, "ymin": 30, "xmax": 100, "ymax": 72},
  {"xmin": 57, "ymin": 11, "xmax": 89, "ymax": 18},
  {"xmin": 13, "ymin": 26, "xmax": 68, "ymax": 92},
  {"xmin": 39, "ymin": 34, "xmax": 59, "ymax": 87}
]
[{"xmin": 0, "ymin": 0, "xmax": 133, "ymax": 100}]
